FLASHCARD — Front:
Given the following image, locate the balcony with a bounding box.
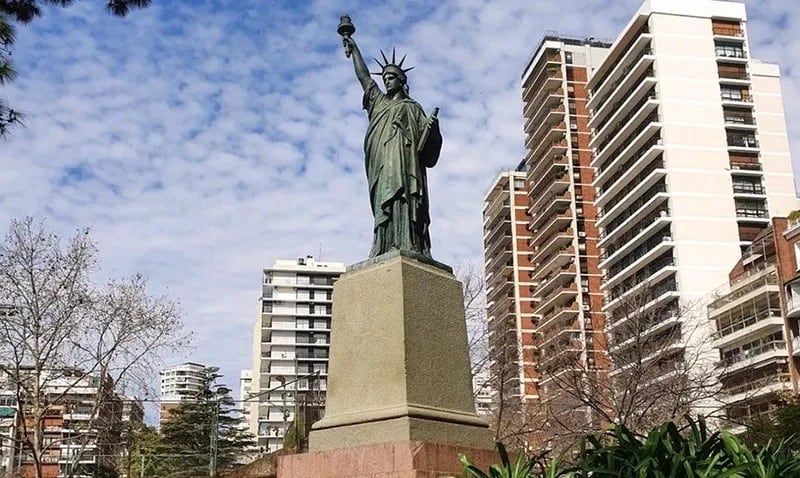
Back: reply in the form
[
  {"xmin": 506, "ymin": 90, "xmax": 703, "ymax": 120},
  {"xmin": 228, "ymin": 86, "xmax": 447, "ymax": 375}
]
[
  {"xmin": 538, "ymin": 327, "xmax": 582, "ymax": 354},
  {"xmin": 528, "ymin": 184, "xmax": 572, "ymax": 216},
  {"xmin": 594, "ymin": 122, "xmax": 662, "ymax": 185},
  {"xmin": 531, "ymin": 228, "xmax": 574, "ymax": 265},
  {"xmin": 599, "ymin": 177, "xmax": 667, "ymax": 230},
  {"xmin": 484, "ymin": 217, "xmax": 511, "ymax": 245},
  {"xmin": 793, "ymin": 336, "xmax": 800, "ymax": 356},
  {"xmin": 715, "ymin": 43, "xmax": 748, "ymax": 63},
  {"xmin": 527, "ymin": 153, "xmax": 568, "ymax": 193},
  {"xmin": 522, "ymin": 55, "xmax": 561, "ymax": 99},
  {"xmin": 529, "ymin": 136, "xmax": 569, "ymax": 167},
  {"xmin": 592, "ymin": 74, "xmax": 658, "ymax": 143},
  {"xmin": 531, "ymin": 246, "xmax": 575, "ymax": 282},
  {"xmin": 484, "ymin": 231, "xmax": 512, "ymax": 260},
  {"xmin": 524, "ymin": 84, "xmax": 563, "ymax": 122},
  {"xmin": 589, "ymin": 35, "xmax": 654, "ymax": 114},
  {"xmin": 535, "ymin": 283, "xmax": 578, "ymax": 316},
  {"xmin": 708, "ymin": 271, "xmax": 778, "ymax": 314},
  {"xmin": 712, "ymin": 25, "xmax": 745, "ymax": 40},
  {"xmin": 605, "ymin": 249, "xmax": 676, "ymax": 295},
  {"xmin": 724, "ymin": 111, "xmax": 757, "ymax": 131},
  {"xmin": 732, "ymin": 182, "xmax": 766, "ymax": 198},
  {"xmin": 735, "ymin": 205, "xmax": 769, "ymax": 221},
  {"xmin": 712, "ymin": 307, "xmax": 784, "ymax": 349},
  {"xmin": 526, "ymin": 112, "xmax": 566, "ymax": 151},
  {"xmin": 529, "ymin": 189, "xmax": 571, "ymax": 224},
  {"xmin": 594, "ymin": 105, "xmax": 660, "ymax": 173},
  {"xmin": 529, "ymin": 172, "xmax": 571, "ymax": 208},
  {"xmin": 603, "ymin": 274, "xmax": 678, "ymax": 314},
  {"xmin": 723, "ymin": 373, "xmax": 792, "ymax": 405},
  {"xmin": 485, "ymin": 249, "xmax": 513, "ymax": 277},
  {"xmin": 525, "ymin": 98, "xmax": 565, "ymax": 136},
  {"xmin": 720, "ymin": 340, "xmax": 788, "ymax": 375},
  {"xmin": 787, "ymin": 292, "xmax": 800, "ymax": 319},
  {"xmin": 536, "ymin": 263, "xmax": 577, "ymax": 298},
  {"xmin": 720, "ymin": 90, "xmax": 754, "ymax": 107},
  {"xmin": 483, "ymin": 194, "xmax": 510, "ymax": 222},
  {"xmin": 600, "ymin": 208, "xmax": 670, "ymax": 258},
  {"xmin": 530, "ymin": 212, "xmax": 572, "ymax": 247},
  {"xmin": 727, "ymin": 133, "xmax": 759, "ymax": 153}
]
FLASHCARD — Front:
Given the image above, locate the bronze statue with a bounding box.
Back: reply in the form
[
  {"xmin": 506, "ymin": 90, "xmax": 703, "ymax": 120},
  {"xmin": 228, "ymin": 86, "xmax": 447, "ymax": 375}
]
[{"xmin": 338, "ymin": 16, "xmax": 442, "ymax": 259}]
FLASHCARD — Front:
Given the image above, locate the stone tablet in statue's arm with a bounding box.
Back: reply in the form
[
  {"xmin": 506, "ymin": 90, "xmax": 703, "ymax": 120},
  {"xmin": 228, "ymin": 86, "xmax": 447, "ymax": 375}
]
[{"xmin": 418, "ymin": 107, "xmax": 441, "ymax": 168}]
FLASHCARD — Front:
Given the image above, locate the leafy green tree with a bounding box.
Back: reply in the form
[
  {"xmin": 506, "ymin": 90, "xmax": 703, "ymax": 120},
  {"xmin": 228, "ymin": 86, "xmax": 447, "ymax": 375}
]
[
  {"xmin": 0, "ymin": 1, "xmax": 151, "ymax": 136},
  {"xmin": 158, "ymin": 368, "xmax": 256, "ymax": 477},
  {"xmin": 744, "ymin": 401, "xmax": 800, "ymax": 451}
]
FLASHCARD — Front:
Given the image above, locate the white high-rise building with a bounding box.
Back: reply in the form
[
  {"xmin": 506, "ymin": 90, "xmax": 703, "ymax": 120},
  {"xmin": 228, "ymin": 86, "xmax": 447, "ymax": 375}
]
[
  {"xmin": 239, "ymin": 369, "xmax": 253, "ymax": 429},
  {"xmin": 159, "ymin": 362, "xmax": 210, "ymax": 424},
  {"xmin": 588, "ymin": 0, "xmax": 797, "ymax": 381},
  {"xmin": 249, "ymin": 256, "xmax": 345, "ymax": 453}
]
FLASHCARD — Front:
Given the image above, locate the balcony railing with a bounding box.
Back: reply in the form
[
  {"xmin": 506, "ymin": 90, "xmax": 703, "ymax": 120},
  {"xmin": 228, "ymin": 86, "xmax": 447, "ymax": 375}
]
[
  {"xmin": 596, "ymin": 98, "xmax": 658, "ymax": 161},
  {"xmin": 603, "ymin": 182, "xmax": 667, "ymax": 235},
  {"xmin": 715, "ymin": 45, "xmax": 747, "ymax": 59},
  {"xmin": 735, "ymin": 207, "xmax": 768, "ymax": 219},
  {"xmin": 708, "ymin": 272, "xmax": 778, "ymax": 310},
  {"xmin": 723, "ymin": 373, "xmax": 791, "ymax": 397},
  {"xmin": 720, "ymin": 340, "xmax": 786, "ymax": 368},
  {"xmin": 729, "ymin": 160, "xmax": 762, "ymax": 171},
  {"xmin": 713, "ymin": 26, "xmax": 744, "ymax": 37},
  {"xmin": 592, "ymin": 46, "xmax": 654, "ymax": 114},
  {"xmin": 721, "ymin": 91, "xmax": 752, "ymax": 103},
  {"xmin": 724, "ymin": 111, "xmax": 756, "ymax": 125},
  {"xmin": 714, "ymin": 308, "xmax": 782, "ymax": 339},
  {"xmin": 728, "ymin": 134, "xmax": 758, "ymax": 148},
  {"xmin": 732, "ymin": 183, "xmax": 765, "ymax": 195},
  {"xmin": 609, "ymin": 250, "xmax": 674, "ymax": 295},
  {"xmin": 597, "ymin": 135, "xmax": 662, "ymax": 191}
]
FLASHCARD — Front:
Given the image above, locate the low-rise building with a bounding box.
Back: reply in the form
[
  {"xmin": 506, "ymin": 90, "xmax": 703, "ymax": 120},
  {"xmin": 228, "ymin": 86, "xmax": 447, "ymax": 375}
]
[{"xmin": 708, "ymin": 217, "xmax": 800, "ymax": 432}]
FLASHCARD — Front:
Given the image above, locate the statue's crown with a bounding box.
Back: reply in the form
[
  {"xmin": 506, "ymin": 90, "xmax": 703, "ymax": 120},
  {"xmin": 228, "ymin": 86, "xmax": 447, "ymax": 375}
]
[{"xmin": 371, "ymin": 48, "xmax": 414, "ymax": 79}]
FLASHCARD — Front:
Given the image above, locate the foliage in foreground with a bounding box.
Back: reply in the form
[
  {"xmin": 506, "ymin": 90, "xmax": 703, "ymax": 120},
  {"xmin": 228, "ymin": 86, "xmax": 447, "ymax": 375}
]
[{"xmin": 460, "ymin": 417, "xmax": 800, "ymax": 478}]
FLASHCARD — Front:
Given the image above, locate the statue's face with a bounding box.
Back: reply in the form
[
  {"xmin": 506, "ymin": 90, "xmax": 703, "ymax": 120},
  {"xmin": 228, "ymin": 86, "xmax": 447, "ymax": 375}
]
[{"xmin": 383, "ymin": 72, "xmax": 404, "ymax": 95}]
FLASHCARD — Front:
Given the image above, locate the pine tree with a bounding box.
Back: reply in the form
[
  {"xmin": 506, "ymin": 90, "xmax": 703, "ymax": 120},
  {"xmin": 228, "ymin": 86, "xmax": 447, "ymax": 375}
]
[{"xmin": 158, "ymin": 367, "xmax": 256, "ymax": 477}]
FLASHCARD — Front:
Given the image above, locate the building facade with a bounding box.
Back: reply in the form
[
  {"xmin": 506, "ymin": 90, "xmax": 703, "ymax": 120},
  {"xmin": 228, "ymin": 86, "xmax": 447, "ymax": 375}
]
[
  {"xmin": 522, "ymin": 34, "xmax": 612, "ymax": 433},
  {"xmin": 708, "ymin": 218, "xmax": 800, "ymax": 432},
  {"xmin": 249, "ymin": 256, "xmax": 345, "ymax": 453},
  {"xmin": 587, "ymin": 0, "xmax": 797, "ymax": 408},
  {"xmin": 159, "ymin": 362, "xmax": 210, "ymax": 424},
  {"xmin": 239, "ymin": 369, "xmax": 253, "ymax": 433},
  {"xmin": 0, "ymin": 392, "xmax": 17, "ymax": 476},
  {"xmin": 483, "ymin": 168, "xmax": 537, "ymax": 407}
]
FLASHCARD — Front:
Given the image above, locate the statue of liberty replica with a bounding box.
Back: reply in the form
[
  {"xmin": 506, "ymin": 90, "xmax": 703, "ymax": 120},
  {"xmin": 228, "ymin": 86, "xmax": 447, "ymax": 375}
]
[
  {"xmin": 339, "ymin": 16, "xmax": 442, "ymax": 259},
  {"xmin": 293, "ymin": 16, "xmax": 492, "ymax": 476}
]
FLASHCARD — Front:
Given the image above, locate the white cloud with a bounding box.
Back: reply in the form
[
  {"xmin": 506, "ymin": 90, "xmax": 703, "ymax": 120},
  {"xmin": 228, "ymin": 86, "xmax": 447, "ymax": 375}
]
[{"xmin": 0, "ymin": 0, "xmax": 797, "ymax": 407}]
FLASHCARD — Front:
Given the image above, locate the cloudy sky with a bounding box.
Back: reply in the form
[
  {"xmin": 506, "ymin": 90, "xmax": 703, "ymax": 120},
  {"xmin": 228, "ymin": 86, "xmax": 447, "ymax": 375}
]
[{"xmin": 1, "ymin": 0, "xmax": 798, "ymax": 407}]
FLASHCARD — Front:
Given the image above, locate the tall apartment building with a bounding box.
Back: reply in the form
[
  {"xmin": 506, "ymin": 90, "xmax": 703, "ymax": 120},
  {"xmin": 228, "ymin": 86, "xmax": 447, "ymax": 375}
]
[
  {"xmin": 783, "ymin": 219, "xmax": 800, "ymax": 389},
  {"xmin": 521, "ymin": 35, "xmax": 611, "ymax": 436},
  {"xmin": 239, "ymin": 369, "xmax": 253, "ymax": 431},
  {"xmin": 0, "ymin": 392, "xmax": 17, "ymax": 476},
  {"xmin": 249, "ymin": 256, "xmax": 345, "ymax": 453},
  {"xmin": 707, "ymin": 218, "xmax": 800, "ymax": 432},
  {"xmin": 7, "ymin": 370, "xmax": 122, "ymax": 478},
  {"xmin": 159, "ymin": 362, "xmax": 210, "ymax": 424},
  {"xmin": 587, "ymin": 0, "xmax": 797, "ymax": 397},
  {"xmin": 483, "ymin": 167, "xmax": 537, "ymax": 406}
]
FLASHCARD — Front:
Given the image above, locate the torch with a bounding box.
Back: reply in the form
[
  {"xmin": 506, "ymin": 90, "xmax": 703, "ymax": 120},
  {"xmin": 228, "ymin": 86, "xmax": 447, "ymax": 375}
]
[{"xmin": 337, "ymin": 15, "xmax": 355, "ymax": 58}]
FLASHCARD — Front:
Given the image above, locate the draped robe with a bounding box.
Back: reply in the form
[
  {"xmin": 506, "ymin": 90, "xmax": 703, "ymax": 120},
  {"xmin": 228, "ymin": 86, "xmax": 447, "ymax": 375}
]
[{"xmin": 362, "ymin": 80, "xmax": 442, "ymax": 258}]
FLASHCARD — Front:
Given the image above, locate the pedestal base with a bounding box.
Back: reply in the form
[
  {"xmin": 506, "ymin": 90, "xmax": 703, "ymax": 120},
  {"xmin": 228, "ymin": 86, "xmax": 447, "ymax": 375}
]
[
  {"xmin": 308, "ymin": 255, "xmax": 492, "ymax": 451},
  {"xmin": 277, "ymin": 441, "xmax": 499, "ymax": 478}
]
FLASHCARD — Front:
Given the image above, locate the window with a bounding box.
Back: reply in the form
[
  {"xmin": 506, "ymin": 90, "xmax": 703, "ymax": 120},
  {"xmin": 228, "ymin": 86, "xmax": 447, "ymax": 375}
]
[
  {"xmin": 262, "ymin": 302, "xmax": 272, "ymax": 313},
  {"xmin": 794, "ymin": 243, "xmax": 800, "ymax": 271},
  {"xmin": 715, "ymin": 42, "xmax": 745, "ymax": 58},
  {"xmin": 514, "ymin": 179, "xmax": 525, "ymax": 189}
]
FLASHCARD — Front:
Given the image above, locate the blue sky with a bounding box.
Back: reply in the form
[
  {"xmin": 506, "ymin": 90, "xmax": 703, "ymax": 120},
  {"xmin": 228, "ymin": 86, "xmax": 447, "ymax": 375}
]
[{"xmin": 1, "ymin": 0, "xmax": 798, "ymax": 406}]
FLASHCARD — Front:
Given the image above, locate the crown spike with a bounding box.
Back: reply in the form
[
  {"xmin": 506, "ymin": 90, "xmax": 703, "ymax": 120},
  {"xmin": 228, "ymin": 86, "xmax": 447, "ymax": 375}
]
[
  {"xmin": 392, "ymin": 47, "xmax": 396, "ymax": 63},
  {"xmin": 380, "ymin": 49, "xmax": 389, "ymax": 65},
  {"xmin": 398, "ymin": 54, "xmax": 407, "ymax": 67},
  {"xmin": 373, "ymin": 57, "xmax": 384, "ymax": 68},
  {"xmin": 403, "ymin": 66, "xmax": 415, "ymax": 73}
]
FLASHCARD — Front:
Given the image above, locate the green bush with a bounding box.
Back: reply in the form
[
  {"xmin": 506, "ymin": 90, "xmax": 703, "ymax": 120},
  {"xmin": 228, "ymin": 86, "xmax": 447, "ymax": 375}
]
[{"xmin": 461, "ymin": 417, "xmax": 800, "ymax": 478}]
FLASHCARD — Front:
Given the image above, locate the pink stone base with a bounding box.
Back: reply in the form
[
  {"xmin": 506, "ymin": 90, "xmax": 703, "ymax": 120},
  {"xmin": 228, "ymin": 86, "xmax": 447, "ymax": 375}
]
[{"xmin": 277, "ymin": 440, "xmax": 499, "ymax": 478}]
